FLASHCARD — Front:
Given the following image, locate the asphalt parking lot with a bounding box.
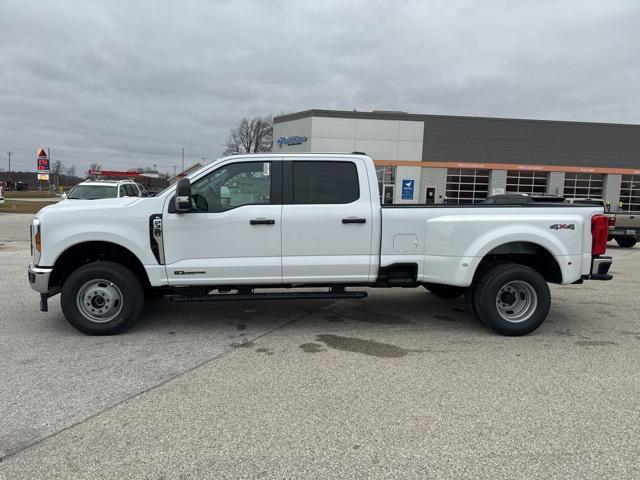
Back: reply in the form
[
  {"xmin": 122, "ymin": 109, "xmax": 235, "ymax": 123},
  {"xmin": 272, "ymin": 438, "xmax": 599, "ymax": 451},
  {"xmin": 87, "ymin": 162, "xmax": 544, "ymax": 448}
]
[{"xmin": 1, "ymin": 213, "xmax": 639, "ymax": 479}]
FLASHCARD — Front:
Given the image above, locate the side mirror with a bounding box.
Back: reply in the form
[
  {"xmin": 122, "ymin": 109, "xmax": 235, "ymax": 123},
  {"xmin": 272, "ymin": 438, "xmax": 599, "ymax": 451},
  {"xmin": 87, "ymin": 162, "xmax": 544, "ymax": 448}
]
[
  {"xmin": 174, "ymin": 178, "xmax": 192, "ymax": 212},
  {"xmin": 61, "ymin": 192, "xmax": 67, "ymax": 199}
]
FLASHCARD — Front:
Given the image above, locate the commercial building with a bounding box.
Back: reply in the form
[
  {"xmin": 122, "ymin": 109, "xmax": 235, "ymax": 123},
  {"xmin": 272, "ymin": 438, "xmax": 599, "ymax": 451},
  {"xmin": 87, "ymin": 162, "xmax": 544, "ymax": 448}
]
[{"xmin": 273, "ymin": 109, "xmax": 640, "ymax": 211}]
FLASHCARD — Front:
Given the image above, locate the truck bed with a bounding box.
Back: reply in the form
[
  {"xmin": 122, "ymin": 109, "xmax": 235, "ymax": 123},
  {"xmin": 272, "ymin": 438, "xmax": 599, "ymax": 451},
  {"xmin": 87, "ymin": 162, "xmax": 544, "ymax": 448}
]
[{"xmin": 380, "ymin": 204, "xmax": 603, "ymax": 286}]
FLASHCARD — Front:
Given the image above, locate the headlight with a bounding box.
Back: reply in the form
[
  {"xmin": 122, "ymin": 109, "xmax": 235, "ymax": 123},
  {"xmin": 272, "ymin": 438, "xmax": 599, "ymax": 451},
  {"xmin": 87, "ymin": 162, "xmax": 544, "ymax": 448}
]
[{"xmin": 32, "ymin": 217, "xmax": 41, "ymax": 260}]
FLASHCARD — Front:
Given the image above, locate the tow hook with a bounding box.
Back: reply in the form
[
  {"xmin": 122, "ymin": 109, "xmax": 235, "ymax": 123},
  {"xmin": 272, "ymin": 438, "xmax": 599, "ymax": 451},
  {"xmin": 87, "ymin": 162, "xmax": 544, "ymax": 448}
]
[{"xmin": 40, "ymin": 293, "xmax": 49, "ymax": 312}]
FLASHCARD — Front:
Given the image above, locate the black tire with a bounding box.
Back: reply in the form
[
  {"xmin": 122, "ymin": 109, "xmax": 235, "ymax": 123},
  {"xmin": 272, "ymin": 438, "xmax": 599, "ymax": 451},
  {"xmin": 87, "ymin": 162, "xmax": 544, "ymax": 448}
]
[
  {"xmin": 465, "ymin": 261, "xmax": 507, "ymax": 323},
  {"xmin": 61, "ymin": 261, "xmax": 144, "ymax": 335},
  {"xmin": 423, "ymin": 283, "xmax": 465, "ymax": 299},
  {"xmin": 472, "ymin": 263, "xmax": 550, "ymax": 336},
  {"xmin": 615, "ymin": 237, "xmax": 637, "ymax": 248},
  {"xmin": 464, "ymin": 284, "xmax": 480, "ymax": 321}
]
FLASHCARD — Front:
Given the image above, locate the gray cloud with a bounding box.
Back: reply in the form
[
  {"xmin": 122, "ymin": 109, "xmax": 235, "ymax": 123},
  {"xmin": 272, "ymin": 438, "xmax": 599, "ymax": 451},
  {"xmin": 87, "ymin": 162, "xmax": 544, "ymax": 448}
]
[{"xmin": 1, "ymin": 0, "xmax": 638, "ymax": 173}]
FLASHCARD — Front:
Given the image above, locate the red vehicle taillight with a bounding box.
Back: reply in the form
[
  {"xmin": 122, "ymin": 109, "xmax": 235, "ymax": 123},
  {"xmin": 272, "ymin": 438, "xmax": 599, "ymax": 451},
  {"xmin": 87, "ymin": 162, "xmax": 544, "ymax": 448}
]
[
  {"xmin": 591, "ymin": 214, "xmax": 609, "ymax": 256},
  {"xmin": 607, "ymin": 216, "xmax": 616, "ymax": 227}
]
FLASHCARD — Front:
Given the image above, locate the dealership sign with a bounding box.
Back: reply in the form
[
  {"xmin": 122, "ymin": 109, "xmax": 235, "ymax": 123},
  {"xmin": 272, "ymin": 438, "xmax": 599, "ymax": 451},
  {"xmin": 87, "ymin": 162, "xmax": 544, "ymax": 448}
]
[
  {"xmin": 277, "ymin": 135, "xmax": 308, "ymax": 147},
  {"xmin": 401, "ymin": 179, "xmax": 414, "ymax": 200},
  {"xmin": 36, "ymin": 148, "xmax": 49, "ymax": 174}
]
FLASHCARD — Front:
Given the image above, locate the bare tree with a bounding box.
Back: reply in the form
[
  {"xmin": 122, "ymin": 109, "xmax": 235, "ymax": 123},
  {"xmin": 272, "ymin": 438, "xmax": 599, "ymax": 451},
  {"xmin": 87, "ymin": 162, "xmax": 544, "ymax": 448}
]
[
  {"xmin": 50, "ymin": 160, "xmax": 63, "ymax": 188},
  {"xmin": 88, "ymin": 162, "xmax": 101, "ymax": 174},
  {"xmin": 224, "ymin": 115, "xmax": 273, "ymax": 155}
]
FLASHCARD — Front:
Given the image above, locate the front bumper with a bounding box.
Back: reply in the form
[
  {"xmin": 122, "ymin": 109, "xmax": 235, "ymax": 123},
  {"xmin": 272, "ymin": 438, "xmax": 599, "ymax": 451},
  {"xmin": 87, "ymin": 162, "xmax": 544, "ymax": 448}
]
[
  {"xmin": 589, "ymin": 256, "xmax": 613, "ymax": 281},
  {"xmin": 28, "ymin": 263, "xmax": 53, "ymax": 293}
]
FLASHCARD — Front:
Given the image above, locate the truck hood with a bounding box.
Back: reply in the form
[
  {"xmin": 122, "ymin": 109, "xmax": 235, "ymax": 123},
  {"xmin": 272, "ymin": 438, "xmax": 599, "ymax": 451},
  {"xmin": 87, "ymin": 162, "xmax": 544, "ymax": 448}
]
[{"xmin": 36, "ymin": 196, "xmax": 160, "ymax": 215}]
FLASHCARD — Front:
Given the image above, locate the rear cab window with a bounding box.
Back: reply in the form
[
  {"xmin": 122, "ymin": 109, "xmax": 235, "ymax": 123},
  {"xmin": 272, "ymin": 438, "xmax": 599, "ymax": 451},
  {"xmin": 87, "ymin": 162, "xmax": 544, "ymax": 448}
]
[{"xmin": 291, "ymin": 161, "xmax": 359, "ymax": 204}]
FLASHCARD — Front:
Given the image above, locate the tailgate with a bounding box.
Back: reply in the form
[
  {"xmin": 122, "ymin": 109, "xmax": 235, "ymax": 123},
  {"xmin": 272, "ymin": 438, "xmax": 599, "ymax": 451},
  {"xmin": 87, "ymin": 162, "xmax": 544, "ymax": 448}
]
[{"xmin": 614, "ymin": 213, "xmax": 640, "ymax": 229}]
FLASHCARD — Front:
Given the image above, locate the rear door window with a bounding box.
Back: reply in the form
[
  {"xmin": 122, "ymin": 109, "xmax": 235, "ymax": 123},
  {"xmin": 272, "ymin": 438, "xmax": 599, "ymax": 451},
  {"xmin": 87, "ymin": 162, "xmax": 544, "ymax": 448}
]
[{"xmin": 292, "ymin": 161, "xmax": 359, "ymax": 204}]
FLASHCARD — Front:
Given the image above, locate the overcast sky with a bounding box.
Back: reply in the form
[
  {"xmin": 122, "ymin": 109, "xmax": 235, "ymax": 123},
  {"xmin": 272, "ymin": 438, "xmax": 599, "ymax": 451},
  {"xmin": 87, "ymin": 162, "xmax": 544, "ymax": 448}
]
[{"xmin": 1, "ymin": 0, "xmax": 638, "ymax": 173}]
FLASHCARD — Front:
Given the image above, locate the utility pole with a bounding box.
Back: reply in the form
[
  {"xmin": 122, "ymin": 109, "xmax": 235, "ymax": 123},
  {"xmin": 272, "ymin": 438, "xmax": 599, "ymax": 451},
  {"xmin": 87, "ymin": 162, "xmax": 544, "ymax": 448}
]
[
  {"xmin": 172, "ymin": 165, "xmax": 177, "ymax": 177},
  {"xmin": 7, "ymin": 151, "xmax": 11, "ymax": 173},
  {"xmin": 181, "ymin": 147, "xmax": 185, "ymax": 174},
  {"xmin": 47, "ymin": 148, "xmax": 51, "ymax": 192}
]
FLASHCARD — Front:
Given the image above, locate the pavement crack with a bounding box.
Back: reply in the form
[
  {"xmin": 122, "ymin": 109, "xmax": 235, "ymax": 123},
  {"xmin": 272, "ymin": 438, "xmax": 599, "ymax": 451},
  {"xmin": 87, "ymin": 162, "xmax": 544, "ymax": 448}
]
[{"xmin": 0, "ymin": 301, "xmax": 336, "ymax": 464}]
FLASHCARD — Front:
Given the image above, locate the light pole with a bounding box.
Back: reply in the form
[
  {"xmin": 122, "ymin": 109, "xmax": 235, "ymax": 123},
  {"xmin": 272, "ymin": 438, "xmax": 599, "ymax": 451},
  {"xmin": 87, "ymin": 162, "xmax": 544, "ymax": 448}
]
[
  {"xmin": 181, "ymin": 147, "xmax": 185, "ymax": 174},
  {"xmin": 7, "ymin": 151, "xmax": 11, "ymax": 173}
]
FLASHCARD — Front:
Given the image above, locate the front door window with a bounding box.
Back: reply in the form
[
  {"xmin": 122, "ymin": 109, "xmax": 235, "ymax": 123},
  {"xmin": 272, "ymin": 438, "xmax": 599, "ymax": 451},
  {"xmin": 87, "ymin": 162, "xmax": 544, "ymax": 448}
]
[{"xmin": 190, "ymin": 161, "xmax": 271, "ymax": 212}]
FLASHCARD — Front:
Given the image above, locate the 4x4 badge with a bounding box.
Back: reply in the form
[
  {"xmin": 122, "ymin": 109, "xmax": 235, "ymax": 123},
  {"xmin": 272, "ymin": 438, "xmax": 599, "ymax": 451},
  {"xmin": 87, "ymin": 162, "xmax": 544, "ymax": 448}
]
[{"xmin": 550, "ymin": 224, "xmax": 575, "ymax": 230}]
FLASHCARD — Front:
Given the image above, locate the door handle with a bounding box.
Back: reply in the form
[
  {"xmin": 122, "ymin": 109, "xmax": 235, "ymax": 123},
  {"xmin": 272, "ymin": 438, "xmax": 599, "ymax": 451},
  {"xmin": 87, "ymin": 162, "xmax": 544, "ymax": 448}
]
[
  {"xmin": 250, "ymin": 219, "xmax": 275, "ymax": 225},
  {"xmin": 342, "ymin": 218, "xmax": 366, "ymax": 224}
]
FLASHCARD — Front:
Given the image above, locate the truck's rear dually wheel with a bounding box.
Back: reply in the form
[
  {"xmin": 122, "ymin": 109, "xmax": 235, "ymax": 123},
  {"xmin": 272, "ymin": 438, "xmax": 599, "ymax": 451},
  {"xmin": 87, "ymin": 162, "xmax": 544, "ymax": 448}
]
[
  {"xmin": 61, "ymin": 261, "xmax": 144, "ymax": 335},
  {"xmin": 472, "ymin": 263, "xmax": 550, "ymax": 336}
]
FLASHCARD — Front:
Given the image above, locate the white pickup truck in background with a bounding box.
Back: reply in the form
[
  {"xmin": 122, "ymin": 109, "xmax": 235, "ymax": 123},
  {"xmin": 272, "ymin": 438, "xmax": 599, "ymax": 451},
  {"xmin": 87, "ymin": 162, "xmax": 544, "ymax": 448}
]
[{"xmin": 28, "ymin": 154, "xmax": 612, "ymax": 336}]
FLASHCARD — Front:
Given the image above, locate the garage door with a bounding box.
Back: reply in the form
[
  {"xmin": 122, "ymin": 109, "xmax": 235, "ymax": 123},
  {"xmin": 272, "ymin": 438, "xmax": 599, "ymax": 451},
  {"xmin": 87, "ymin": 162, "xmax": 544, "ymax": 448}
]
[
  {"xmin": 445, "ymin": 169, "xmax": 489, "ymax": 204},
  {"xmin": 506, "ymin": 171, "xmax": 548, "ymax": 195},
  {"xmin": 563, "ymin": 173, "xmax": 603, "ymax": 199}
]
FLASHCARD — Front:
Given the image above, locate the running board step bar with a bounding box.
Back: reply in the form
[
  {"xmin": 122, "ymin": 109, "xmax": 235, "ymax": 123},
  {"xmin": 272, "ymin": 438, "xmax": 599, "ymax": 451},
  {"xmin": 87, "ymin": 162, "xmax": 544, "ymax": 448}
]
[{"xmin": 169, "ymin": 291, "xmax": 368, "ymax": 303}]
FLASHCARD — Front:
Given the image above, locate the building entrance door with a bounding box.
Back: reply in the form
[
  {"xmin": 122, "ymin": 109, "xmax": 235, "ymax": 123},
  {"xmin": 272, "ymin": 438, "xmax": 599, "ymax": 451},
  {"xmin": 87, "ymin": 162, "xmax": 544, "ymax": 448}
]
[
  {"xmin": 383, "ymin": 185, "xmax": 394, "ymax": 204},
  {"xmin": 425, "ymin": 187, "xmax": 436, "ymax": 204}
]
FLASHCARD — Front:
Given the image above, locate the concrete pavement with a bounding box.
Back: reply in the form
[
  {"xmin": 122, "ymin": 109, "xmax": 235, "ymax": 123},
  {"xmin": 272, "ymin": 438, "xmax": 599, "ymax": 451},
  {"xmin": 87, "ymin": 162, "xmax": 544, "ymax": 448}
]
[{"xmin": 0, "ymin": 213, "xmax": 638, "ymax": 478}]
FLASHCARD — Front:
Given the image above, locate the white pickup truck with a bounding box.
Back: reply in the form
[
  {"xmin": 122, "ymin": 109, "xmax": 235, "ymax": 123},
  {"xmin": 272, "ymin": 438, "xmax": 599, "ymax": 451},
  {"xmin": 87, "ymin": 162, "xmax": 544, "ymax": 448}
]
[{"xmin": 28, "ymin": 153, "xmax": 612, "ymax": 336}]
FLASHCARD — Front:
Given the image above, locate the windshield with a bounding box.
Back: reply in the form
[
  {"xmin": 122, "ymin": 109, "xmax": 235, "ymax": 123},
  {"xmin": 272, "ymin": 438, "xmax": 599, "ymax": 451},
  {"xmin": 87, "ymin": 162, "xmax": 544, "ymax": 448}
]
[{"xmin": 68, "ymin": 185, "xmax": 118, "ymax": 200}]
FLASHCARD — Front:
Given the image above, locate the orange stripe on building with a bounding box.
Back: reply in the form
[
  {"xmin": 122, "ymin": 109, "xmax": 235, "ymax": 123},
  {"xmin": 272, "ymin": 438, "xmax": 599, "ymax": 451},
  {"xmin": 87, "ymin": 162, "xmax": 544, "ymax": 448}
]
[{"xmin": 372, "ymin": 160, "xmax": 640, "ymax": 175}]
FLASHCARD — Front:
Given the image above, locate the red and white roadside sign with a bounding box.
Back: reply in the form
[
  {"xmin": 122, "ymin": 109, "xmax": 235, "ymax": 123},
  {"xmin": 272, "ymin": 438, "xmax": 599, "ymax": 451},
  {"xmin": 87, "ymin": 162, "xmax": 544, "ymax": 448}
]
[{"xmin": 36, "ymin": 148, "xmax": 49, "ymax": 174}]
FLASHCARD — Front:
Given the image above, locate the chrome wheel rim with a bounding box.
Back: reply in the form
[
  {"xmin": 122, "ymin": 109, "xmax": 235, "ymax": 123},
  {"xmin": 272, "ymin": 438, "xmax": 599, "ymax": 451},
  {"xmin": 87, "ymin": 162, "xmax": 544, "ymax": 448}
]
[
  {"xmin": 76, "ymin": 279, "xmax": 123, "ymax": 323},
  {"xmin": 495, "ymin": 280, "xmax": 538, "ymax": 323}
]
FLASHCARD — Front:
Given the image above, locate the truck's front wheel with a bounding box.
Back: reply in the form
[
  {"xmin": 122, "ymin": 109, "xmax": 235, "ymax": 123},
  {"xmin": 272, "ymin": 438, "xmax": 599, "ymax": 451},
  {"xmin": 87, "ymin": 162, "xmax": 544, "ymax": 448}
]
[
  {"xmin": 61, "ymin": 261, "xmax": 144, "ymax": 335},
  {"xmin": 472, "ymin": 263, "xmax": 550, "ymax": 336}
]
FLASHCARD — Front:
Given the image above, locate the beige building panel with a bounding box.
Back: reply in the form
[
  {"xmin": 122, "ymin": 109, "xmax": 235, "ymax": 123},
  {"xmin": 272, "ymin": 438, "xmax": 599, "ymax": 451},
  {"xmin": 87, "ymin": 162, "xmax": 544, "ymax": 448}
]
[
  {"xmin": 311, "ymin": 117, "xmax": 356, "ymax": 139},
  {"xmin": 355, "ymin": 119, "xmax": 401, "ymax": 141},
  {"xmin": 311, "ymin": 137, "xmax": 356, "ymax": 153},
  {"xmin": 354, "ymin": 139, "xmax": 399, "ymax": 160}
]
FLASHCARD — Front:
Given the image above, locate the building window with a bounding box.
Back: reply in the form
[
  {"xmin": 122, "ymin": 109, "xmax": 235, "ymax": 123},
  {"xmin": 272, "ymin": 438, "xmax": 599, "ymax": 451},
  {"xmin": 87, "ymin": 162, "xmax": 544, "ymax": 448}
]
[
  {"xmin": 376, "ymin": 166, "xmax": 395, "ymax": 204},
  {"xmin": 620, "ymin": 175, "xmax": 640, "ymax": 212},
  {"xmin": 445, "ymin": 169, "xmax": 489, "ymax": 204},
  {"xmin": 563, "ymin": 173, "xmax": 603, "ymax": 199},
  {"xmin": 506, "ymin": 171, "xmax": 548, "ymax": 195}
]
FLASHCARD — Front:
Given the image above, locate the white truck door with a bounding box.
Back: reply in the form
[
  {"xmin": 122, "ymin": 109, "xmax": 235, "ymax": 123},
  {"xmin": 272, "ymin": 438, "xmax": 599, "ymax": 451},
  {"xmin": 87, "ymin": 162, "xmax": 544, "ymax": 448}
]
[
  {"xmin": 281, "ymin": 159, "xmax": 373, "ymax": 283},
  {"xmin": 163, "ymin": 159, "xmax": 282, "ymax": 285}
]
